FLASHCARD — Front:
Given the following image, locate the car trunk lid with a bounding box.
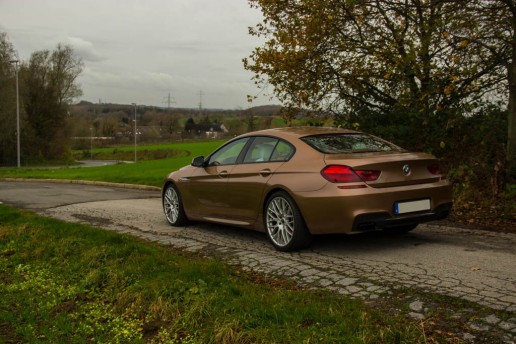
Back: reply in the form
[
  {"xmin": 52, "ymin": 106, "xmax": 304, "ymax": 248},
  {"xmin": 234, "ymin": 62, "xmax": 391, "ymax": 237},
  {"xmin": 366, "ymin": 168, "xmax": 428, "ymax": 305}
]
[{"xmin": 324, "ymin": 152, "xmax": 443, "ymax": 188}]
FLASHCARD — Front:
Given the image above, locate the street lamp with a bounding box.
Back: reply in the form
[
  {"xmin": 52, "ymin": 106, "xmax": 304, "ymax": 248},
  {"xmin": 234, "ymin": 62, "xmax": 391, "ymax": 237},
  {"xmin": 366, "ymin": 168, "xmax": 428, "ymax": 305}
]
[
  {"xmin": 10, "ymin": 60, "xmax": 20, "ymax": 168},
  {"xmin": 90, "ymin": 127, "xmax": 93, "ymax": 159},
  {"xmin": 132, "ymin": 103, "xmax": 137, "ymax": 162}
]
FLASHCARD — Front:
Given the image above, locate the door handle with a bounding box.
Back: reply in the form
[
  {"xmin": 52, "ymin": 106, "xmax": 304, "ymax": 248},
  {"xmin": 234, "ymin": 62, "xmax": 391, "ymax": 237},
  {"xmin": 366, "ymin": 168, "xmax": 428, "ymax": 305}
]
[
  {"xmin": 259, "ymin": 169, "xmax": 271, "ymax": 177},
  {"xmin": 218, "ymin": 171, "xmax": 228, "ymax": 178}
]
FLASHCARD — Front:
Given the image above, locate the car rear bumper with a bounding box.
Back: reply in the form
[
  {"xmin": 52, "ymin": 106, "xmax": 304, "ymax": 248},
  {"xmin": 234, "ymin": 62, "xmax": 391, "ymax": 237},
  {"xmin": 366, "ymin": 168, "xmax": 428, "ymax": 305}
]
[
  {"xmin": 293, "ymin": 180, "xmax": 452, "ymax": 234},
  {"xmin": 352, "ymin": 202, "xmax": 452, "ymax": 231}
]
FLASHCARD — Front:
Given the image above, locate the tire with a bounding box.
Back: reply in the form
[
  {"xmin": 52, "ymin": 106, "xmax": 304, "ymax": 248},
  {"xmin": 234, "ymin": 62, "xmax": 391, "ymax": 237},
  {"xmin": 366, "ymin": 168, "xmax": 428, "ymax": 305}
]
[
  {"xmin": 384, "ymin": 224, "xmax": 418, "ymax": 234},
  {"xmin": 163, "ymin": 184, "xmax": 189, "ymax": 226},
  {"xmin": 264, "ymin": 191, "xmax": 312, "ymax": 251}
]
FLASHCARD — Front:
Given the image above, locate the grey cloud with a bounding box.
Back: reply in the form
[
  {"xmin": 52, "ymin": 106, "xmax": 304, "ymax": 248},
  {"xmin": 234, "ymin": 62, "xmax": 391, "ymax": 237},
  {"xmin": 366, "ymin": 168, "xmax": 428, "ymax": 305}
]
[
  {"xmin": 66, "ymin": 37, "xmax": 106, "ymax": 62},
  {"xmin": 0, "ymin": 0, "xmax": 279, "ymax": 108}
]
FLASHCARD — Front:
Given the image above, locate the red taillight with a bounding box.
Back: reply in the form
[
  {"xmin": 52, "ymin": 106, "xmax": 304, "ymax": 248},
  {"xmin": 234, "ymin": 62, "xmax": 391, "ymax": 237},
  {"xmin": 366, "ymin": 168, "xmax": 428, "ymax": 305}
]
[
  {"xmin": 355, "ymin": 169, "xmax": 381, "ymax": 181},
  {"xmin": 321, "ymin": 165, "xmax": 380, "ymax": 183},
  {"xmin": 321, "ymin": 165, "xmax": 361, "ymax": 183},
  {"xmin": 427, "ymin": 163, "xmax": 443, "ymax": 175}
]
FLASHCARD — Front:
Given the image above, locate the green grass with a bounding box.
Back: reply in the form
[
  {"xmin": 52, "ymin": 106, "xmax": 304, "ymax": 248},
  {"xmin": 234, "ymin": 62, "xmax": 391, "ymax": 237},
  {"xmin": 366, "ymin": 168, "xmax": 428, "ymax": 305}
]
[
  {"xmin": 87, "ymin": 142, "xmax": 220, "ymax": 154},
  {"xmin": 0, "ymin": 204, "xmax": 425, "ymax": 343},
  {"xmin": 0, "ymin": 141, "xmax": 224, "ymax": 187}
]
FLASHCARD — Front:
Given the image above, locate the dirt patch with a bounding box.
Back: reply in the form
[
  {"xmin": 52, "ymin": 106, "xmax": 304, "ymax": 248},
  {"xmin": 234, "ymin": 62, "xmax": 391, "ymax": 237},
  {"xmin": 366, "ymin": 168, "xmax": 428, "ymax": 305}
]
[
  {"xmin": 73, "ymin": 214, "xmax": 114, "ymax": 226},
  {"xmin": 434, "ymin": 208, "xmax": 516, "ymax": 234}
]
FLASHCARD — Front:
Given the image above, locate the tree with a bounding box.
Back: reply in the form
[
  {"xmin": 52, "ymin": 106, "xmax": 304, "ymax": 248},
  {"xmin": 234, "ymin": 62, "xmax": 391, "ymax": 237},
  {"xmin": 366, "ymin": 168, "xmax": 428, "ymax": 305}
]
[
  {"xmin": 245, "ymin": 0, "xmax": 507, "ymax": 150},
  {"xmin": 0, "ymin": 32, "xmax": 20, "ymax": 165},
  {"xmin": 505, "ymin": 1, "xmax": 516, "ymax": 181},
  {"xmin": 504, "ymin": 0, "xmax": 516, "ymax": 180},
  {"xmin": 443, "ymin": 0, "xmax": 514, "ymax": 180},
  {"xmin": 479, "ymin": 0, "xmax": 516, "ymax": 180},
  {"xmin": 22, "ymin": 44, "xmax": 83, "ymax": 160}
]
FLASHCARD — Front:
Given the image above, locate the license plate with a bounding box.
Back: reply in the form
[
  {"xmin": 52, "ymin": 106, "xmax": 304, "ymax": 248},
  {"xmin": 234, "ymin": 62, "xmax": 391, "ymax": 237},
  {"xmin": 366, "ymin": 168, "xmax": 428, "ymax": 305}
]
[{"xmin": 394, "ymin": 199, "xmax": 430, "ymax": 215}]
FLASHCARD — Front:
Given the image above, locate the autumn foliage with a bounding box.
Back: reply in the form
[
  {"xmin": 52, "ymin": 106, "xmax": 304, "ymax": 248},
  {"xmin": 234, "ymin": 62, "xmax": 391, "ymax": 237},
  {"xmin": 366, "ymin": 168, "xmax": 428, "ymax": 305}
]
[{"xmin": 245, "ymin": 0, "xmax": 515, "ymax": 224}]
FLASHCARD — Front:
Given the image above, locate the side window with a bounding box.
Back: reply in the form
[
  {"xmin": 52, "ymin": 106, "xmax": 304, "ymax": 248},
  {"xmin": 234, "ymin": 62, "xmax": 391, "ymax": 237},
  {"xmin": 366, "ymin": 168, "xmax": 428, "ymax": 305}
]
[
  {"xmin": 243, "ymin": 137, "xmax": 279, "ymax": 163},
  {"xmin": 271, "ymin": 140, "xmax": 295, "ymax": 161},
  {"xmin": 208, "ymin": 138, "xmax": 249, "ymax": 166}
]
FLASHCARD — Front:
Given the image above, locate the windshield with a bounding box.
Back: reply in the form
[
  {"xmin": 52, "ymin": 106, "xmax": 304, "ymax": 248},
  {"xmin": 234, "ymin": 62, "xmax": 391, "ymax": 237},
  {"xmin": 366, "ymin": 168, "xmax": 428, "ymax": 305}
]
[{"xmin": 301, "ymin": 133, "xmax": 404, "ymax": 154}]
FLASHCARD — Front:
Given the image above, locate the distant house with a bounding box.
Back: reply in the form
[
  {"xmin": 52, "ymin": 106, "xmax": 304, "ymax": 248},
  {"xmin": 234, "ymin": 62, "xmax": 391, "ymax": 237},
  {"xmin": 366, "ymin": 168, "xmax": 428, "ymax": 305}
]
[
  {"xmin": 117, "ymin": 124, "xmax": 161, "ymax": 139},
  {"xmin": 184, "ymin": 119, "xmax": 228, "ymax": 138},
  {"xmin": 138, "ymin": 126, "xmax": 162, "ymax": 139}
]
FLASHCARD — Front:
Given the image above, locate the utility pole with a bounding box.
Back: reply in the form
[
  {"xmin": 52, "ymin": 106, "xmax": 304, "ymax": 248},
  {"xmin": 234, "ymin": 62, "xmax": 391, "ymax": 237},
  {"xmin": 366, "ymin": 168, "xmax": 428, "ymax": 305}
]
[
  {"xmin": 162, "ymin": 93, "xmax": 177, "ymax": 137},
  {"xmin": 198, "ymin": 90, "xmax": 203, "ymax": 114},
  {"xmin": 163, "ymin": 92, "xmax": 176, "ymax": 112}
]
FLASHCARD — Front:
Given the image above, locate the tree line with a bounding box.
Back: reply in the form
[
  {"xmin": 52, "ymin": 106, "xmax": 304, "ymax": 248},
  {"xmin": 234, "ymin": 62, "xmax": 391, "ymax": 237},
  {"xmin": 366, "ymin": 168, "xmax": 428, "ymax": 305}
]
[{"xmin": 0, "ymin": 32, "xmax": 83, "ymax": 165}]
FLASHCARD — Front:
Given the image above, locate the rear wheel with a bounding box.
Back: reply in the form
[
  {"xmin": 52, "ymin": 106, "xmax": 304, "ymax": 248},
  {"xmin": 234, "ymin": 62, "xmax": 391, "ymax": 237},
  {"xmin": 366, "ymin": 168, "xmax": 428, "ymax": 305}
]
[
  {"xmin": 264, "ymin": 191, "xmax": 311, "ymax": 251},
  {"xmin": 163, "ymin": 184, "xmax": 189, "ymax": 226}
]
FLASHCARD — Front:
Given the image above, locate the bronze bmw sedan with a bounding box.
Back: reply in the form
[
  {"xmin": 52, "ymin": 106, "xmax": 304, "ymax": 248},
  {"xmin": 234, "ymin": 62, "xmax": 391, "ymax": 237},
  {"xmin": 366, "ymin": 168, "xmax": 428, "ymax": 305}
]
[{"xmin": 162, "ymin": 127, "xmax": 452, "ymax": 251}]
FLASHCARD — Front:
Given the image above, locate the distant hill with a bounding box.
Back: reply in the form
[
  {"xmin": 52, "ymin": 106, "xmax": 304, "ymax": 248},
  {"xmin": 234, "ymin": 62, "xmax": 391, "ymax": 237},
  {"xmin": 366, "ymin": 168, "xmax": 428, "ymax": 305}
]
[
  {"xmin": 245, "ymin": 105, "xmax": 282, "ymax": 116},
  {"xmin": 73, "ymin": 101, "xmax": 283, "ymax": 117}
]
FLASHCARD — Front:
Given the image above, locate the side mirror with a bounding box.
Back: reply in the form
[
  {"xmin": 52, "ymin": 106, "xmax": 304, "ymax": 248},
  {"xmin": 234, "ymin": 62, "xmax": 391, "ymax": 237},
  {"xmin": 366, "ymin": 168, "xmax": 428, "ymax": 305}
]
[{"xmin": 191, "ymin": 156, "xmax": 206, "ymax": 167}]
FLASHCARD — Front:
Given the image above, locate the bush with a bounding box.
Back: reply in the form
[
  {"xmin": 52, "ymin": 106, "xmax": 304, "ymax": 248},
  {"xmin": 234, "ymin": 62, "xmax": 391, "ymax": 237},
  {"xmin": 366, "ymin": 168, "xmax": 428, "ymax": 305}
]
[{"xmin": 343, "ymin": 105, "xmax": 513, "ymax": 223}]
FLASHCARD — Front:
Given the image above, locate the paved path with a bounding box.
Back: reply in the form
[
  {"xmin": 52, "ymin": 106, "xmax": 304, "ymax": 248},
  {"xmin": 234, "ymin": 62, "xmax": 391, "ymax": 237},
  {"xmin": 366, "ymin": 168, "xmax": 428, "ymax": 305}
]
[{"xmin": 1, "ymin": 181, "xmax": 515, "ymax": 342}]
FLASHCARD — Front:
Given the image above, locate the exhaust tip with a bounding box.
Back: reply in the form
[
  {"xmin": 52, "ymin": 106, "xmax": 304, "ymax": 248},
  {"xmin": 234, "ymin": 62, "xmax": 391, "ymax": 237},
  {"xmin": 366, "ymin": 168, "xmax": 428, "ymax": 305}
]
[{"xmin": 357, "ymin": 222, "xmax": 376, "ymax": 231}]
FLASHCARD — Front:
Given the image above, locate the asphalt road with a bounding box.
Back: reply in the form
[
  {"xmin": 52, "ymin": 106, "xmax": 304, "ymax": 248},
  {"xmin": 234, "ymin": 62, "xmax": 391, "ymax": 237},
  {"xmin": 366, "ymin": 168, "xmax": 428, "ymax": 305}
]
[{"xmin": 1, "ymin": 180, "xmax": 515, "ymax": 341}]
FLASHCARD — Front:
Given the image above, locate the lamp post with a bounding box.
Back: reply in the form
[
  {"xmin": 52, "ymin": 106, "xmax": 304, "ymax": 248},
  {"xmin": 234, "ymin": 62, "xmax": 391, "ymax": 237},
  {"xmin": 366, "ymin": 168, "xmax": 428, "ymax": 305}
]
[
  {"xmin": 90, "ymin": 127, "xmax": 93, "ymax": 159},
  {"xmin": 10, "ymin": 60, "xmax": 20, "ymax": 168},
  {"xmin": 132, "ymin": 103, "xmax": 137, "ymax": 162}
]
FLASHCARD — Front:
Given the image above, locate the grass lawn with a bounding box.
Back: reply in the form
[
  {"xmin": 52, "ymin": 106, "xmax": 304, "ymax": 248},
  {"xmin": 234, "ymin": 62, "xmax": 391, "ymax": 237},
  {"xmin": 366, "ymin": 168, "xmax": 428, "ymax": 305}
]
[
  {"xmin": 0, "ymin": 205, "xmax": 425, "ymax": 343},
  {"xmin": 0, "ymin": 141, "xmax": 224, "ymax": 187}
]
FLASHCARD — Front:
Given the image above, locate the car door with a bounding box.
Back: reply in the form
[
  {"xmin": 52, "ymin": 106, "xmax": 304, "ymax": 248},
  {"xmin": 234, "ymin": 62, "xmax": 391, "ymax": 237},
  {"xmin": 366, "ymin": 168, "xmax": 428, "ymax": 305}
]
[
  {"xmin": 225, "ymin": 137, "xmax": 295, "ymax": 225},
  {"xmin": 186, "ymin": 137, "xmax": 250, "ymax": 220}
]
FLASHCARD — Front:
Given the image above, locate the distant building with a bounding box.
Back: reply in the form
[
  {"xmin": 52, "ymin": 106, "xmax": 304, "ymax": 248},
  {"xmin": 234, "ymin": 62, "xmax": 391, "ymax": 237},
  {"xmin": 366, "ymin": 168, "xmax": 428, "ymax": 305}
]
[{"xmin": 184, "ymin": 119, "xmax": 228, "ymax": 138}]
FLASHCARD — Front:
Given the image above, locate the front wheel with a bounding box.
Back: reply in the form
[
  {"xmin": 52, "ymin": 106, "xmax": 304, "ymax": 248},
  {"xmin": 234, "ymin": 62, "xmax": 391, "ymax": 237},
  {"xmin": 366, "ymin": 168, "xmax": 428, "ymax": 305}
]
[
  {"xmin": 163, "ymin": 184, "xmax": 189, "ymax": 226},
  {"xmin": 264, "ymin": 191, "xmax": 311, "ymax": 251}
]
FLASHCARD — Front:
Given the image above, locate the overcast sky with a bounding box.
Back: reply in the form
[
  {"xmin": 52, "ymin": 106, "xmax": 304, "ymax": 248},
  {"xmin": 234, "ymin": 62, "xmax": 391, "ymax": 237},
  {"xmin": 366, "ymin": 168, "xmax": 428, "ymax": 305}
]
[{"xmin": 0, "ymin": 0, "xmax": 278, "ymax": 109}]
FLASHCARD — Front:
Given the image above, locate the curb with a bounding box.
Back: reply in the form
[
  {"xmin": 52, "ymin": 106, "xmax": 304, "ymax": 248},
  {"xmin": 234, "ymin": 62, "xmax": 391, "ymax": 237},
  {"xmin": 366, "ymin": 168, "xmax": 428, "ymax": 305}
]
[{"xmin": 0, "ymin": 178, "xmax": 161, "ymax": 192}]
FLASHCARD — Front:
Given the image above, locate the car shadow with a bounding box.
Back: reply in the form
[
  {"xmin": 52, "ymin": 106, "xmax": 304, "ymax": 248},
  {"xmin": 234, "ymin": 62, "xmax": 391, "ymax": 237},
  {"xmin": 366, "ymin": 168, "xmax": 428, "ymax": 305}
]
[
  {"xmin": 187, "ymin": 222, "xmax": 436, "ymax": 254},
  {"xmin": 309, "ymin": 230, "xmax": 432, "ymax": 254}
]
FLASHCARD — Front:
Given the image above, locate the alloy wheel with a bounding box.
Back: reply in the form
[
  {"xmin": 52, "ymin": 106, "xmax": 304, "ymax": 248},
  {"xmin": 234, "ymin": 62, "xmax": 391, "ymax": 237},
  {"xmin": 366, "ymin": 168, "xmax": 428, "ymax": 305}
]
[{"xmin": 266, "ymin": 196, "xmax": 295, "ymax": 247}]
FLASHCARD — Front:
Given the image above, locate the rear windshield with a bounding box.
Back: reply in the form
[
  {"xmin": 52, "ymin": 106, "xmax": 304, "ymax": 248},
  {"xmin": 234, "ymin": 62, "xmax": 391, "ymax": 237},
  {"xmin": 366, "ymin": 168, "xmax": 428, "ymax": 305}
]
[{"xmin": 301, "ymin": 134, "xmax": 404, "ymax": 154}]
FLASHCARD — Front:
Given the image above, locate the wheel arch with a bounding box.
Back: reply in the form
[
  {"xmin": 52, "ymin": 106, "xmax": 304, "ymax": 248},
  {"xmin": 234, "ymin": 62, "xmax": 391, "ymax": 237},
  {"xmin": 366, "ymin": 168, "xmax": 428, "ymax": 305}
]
[{"xmin": 162, "ymin": 180, "xmax": 176, "ymax": 199}]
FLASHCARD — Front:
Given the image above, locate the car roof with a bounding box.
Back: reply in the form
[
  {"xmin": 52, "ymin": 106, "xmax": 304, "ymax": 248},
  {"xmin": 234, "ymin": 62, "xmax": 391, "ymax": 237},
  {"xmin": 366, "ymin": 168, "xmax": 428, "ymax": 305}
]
[{"xmin": 240, "ymin": 127, "xmax": 359, "ymax": 140}]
